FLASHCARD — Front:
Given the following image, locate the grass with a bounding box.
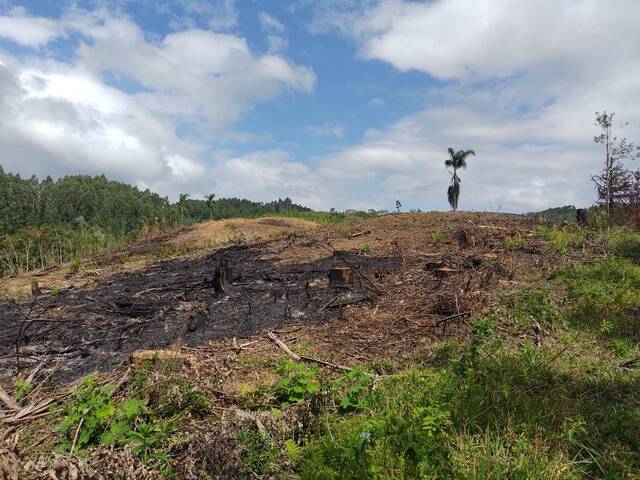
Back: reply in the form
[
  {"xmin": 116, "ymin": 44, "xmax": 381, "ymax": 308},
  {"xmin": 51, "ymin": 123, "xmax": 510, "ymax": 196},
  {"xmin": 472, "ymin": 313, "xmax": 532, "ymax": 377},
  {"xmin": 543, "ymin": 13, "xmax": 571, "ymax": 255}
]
[
  {"xmin": 504, "ymin": 232, "xmax": 525, "ymax": 250},
  {"xmin": 538, "ymin": 226, "xmax": 586, "ymax": 253},
  {"xmin": 431, "ymin": 230, "xmax": 445, "ymax": 245}
]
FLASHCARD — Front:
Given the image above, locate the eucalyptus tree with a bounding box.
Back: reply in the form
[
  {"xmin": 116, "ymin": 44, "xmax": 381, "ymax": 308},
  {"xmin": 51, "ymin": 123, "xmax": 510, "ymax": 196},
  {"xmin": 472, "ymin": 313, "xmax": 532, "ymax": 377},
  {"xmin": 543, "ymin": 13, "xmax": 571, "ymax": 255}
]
[{"xmin": 445, "ymin": 147, "xmax": 475, "ymax": 211}]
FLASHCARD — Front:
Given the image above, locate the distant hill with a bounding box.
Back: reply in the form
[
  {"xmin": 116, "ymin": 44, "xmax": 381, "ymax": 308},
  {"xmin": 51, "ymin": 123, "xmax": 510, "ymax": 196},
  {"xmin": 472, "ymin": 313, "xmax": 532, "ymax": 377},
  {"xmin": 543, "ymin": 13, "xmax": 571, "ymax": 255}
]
[{"xmin": 528, "ymin": 205, "xmax": 577, "ymax": 222}]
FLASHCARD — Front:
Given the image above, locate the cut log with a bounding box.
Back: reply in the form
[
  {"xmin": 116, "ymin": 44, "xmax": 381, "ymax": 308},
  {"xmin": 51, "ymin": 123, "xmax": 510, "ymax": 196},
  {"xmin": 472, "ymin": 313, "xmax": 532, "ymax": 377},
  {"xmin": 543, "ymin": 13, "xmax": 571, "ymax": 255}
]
[
  {"xmin": 129, "ymin": 349, "xmax": 194, "ymax": 366},
  {"xmin": 328, "ymin": 267, "xmax": 352, "ymax": 287}
]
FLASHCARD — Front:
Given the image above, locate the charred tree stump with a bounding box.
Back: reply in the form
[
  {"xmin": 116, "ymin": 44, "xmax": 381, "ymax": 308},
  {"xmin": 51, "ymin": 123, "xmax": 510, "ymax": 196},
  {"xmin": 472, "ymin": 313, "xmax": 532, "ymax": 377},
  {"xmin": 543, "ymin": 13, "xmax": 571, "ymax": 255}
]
[
  {"xmin": 576, "ymin": 208, "xmax": 588, "ymax": 226},
  {"xmin": 455, "ymin": 229, "xmax": 476, "ymax": 248},
  {"xmin": 328, "ymin": 267, "xmax": 352, "ymax": 288},
  {"xmin": 213, "ymin": 260, "xmax": 233, "ymax": 294}
]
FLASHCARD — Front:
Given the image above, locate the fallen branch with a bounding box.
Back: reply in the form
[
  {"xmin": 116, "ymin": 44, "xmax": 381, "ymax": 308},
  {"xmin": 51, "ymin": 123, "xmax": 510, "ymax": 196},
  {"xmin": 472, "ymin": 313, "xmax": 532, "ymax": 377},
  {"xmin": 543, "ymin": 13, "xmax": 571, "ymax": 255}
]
[
  {"xmin": 349, "ymin": 230, "xmax": 371, "ymax": 238},
  {"xmin": 435, "ymin": 311, "xmax": 470, "ymax": 326},
  {"xmin": 268, "ymin": 332, "xmax": 352, "ymax": 372},
  {"xmin": 621, "ymin": 356, "xmax": 640, "ymax": 369},
  {"xmin": 0, "ymin": 384, "xmax": 19, "ymax": 411},
  {"xmin": 268, "ymin": 332, "xmax": 301, "ymax": 361}
]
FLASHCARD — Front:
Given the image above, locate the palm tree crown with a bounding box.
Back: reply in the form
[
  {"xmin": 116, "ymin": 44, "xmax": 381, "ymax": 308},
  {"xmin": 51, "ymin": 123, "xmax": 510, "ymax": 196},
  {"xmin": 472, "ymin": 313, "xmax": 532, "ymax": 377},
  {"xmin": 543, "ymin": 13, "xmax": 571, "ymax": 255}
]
[{"xmin": 445, "ymin": 148, "xmax": 475, "ymax": 172}]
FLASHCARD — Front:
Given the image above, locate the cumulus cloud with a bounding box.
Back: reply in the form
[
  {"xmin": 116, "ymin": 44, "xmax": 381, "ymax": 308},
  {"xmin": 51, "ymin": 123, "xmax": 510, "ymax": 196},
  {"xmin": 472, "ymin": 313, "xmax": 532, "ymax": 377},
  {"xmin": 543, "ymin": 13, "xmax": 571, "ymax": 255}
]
[
  {"xmin": 0, "ymin": 9, "xmax": 63, "ymax": 46},
  {"xmin": 303, "ymin": 0, "xmax": 640, "ymax": 212},
  {"xmin": 0, "ymin": 7, "xmax": 316, "ymax": 200}
]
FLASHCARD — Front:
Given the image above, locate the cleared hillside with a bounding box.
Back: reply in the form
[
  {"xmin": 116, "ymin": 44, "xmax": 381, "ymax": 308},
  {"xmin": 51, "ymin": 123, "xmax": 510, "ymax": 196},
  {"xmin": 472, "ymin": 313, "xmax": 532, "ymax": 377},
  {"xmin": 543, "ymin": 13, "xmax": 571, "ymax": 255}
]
[{"xmin": 1, "ymin": 212, "xmax": 639, "ymax": 479}]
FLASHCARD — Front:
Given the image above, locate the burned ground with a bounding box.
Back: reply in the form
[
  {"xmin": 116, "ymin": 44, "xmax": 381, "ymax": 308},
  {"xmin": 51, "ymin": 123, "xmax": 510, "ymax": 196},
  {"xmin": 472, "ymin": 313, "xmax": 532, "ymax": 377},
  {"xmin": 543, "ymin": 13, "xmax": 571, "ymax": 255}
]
[
  {"xmin": 0, "ymin": 239, "xmax": 399, "ymax": 383},
  {"xmin": 0, "ymin": 212, "xmax": 572, "ymax": 384}
]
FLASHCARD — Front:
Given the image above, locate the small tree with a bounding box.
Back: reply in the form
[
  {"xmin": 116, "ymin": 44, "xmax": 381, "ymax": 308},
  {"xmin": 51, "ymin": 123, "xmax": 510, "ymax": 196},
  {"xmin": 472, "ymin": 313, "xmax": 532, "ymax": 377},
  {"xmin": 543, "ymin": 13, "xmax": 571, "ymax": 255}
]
[
  {"xmin": 178, "ymin": 193, "xmax": 189, "ymax": 226},
  {"xmin": 205, "ymin": 193, "xmax": 216, "ymax": 220},
  {"xmin": 395, "ymin": 200, "xmax": 402, "ymax": 213},
  {"xmin": 445, "ymin": 147, "xmax": 475, "ymax": 211},
  {"xmin": 592, "ymin": 111, "xmax": 640, "ymax": 224}
]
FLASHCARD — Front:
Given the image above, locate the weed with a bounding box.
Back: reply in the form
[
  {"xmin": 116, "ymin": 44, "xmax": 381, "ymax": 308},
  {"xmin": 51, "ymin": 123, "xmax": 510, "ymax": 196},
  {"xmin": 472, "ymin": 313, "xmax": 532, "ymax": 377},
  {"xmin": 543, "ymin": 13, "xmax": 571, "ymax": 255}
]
[
  {"xmin": 14, "ymin": 378, "xmax": 32, "ymax": 401},
  {"xmin": 558, "ymin": 257, "xmax": 640, "ymax": 340},
  {"xmin": 67, "ymin": 258, "xmax": 83, "ymax": 274},
  {"xmin": 431, "ymin": 230, "xmax": 445, "ymax": 245},
  {"xmin": 359, "ymin": 243, "xmax": 370, "ymax": 254},
  {"xmin": 270, "ymin": 228, "xmax": 289, "ymax": 239},
  {"xmin": 506, "ymin": 288, "xmax": 559, "ymax": 327},
  {"xmin": 538, "ymin": 226, "xmax": 586, "ymax": 253},
  {"xmin": 237, "ymin": 429, "xmax": 280, "ymax": 476},
  {"xmin": 273, "ymin": 359, "xmax": 320, "ymax": 406},
  {"xmin": 49, "ymin": 288, "xmax": 60, "ymax": 296},
  {"xmin": 332, "ymin": 368, "xmax": 374, "ymax": 412},
  {"xmin": 605, "ymin": 227, "xmax": 640, "ymax": 263},
  {"xmin": 504, "ymin": 232, "xmax": 525, "ymax": 250}
]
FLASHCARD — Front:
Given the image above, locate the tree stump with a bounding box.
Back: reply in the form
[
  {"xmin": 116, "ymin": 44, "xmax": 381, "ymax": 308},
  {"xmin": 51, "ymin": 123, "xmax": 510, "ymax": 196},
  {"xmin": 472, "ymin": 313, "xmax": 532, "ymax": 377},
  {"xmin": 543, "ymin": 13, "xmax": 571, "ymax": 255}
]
[
  {"xmin": 328, "ymin": 267, "xmax": 352, "ymax": 288},
  {"xmin": 213, "ymin": 260, "xmax": 232, "ymax": 294},
  {"xmin": 576, "ymin": 208, "xmax": 588, "ymax": 226},
  {"xmin": 455, "ymin": 229, "xmax": 476, "ymax": 248}
]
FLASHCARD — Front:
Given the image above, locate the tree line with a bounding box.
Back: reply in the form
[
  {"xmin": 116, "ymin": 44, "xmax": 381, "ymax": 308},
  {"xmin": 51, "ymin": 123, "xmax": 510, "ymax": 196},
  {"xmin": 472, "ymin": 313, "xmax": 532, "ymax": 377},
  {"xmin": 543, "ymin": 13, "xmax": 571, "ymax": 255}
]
[{"xmin": 0, "ymin": 166, "xmax": 311, "ymax": 276}]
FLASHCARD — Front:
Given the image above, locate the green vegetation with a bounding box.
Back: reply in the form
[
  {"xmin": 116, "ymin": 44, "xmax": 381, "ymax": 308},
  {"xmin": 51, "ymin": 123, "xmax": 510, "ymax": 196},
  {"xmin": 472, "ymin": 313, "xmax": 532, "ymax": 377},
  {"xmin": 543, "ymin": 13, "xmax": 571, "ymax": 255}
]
[
  {"xmin": 504, "ymin": 232, "xmax": 525, "ymax": 250},
  {"xmin": 431, "ymin": 230, "xmax": 445, "ymax": 245},
  {"xmin": 538, "ymin": 225, "xmax": 586, "ymax": 253},
  {"xmin": 531, "ymin": 205, "xmax": 577, "ymax": 223}
]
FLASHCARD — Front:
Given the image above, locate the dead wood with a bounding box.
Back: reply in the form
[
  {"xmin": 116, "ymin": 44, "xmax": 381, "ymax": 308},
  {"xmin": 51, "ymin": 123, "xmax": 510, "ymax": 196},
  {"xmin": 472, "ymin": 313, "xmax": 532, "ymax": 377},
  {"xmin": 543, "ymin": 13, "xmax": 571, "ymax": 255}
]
[
  {"xmin": 0, "ymin": 384, "xmax": 19, "ymax": 411},
  {"xmin": 349, "ymin": 230, "xmax": 371, "ymax": 238}
]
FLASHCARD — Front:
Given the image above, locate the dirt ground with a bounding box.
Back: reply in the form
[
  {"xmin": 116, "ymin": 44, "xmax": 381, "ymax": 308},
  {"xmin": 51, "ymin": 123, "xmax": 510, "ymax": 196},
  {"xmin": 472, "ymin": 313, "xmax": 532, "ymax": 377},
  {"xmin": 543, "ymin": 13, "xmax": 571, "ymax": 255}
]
[{"xmin": 0, "ymin": 212, "xmax": 583, "ymax": 386}]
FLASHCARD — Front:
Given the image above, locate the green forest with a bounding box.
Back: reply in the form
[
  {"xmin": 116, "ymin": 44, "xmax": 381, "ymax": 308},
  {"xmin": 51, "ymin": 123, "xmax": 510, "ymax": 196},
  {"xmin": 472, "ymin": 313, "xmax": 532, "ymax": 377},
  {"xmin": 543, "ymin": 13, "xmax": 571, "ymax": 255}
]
[{"xmin": 0, "ymin": 166, "xmax": 314, "ymax": 276}]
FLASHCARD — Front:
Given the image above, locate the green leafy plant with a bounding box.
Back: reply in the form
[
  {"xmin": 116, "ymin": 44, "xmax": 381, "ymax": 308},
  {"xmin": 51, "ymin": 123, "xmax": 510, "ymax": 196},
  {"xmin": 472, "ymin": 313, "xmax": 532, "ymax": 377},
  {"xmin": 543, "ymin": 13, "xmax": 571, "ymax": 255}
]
[
  {"xmin": 237, "ymin": 429, "xmax": 280, "ymax": 476},
  {"xmin": 14, "ymin": 378, "xmax": 32, "ymax": 401},
  {"xmin": 333, "ymin": 368, "xmax": 374, "ymax": 412},
  {"xmin": 359, "ymin": 243, "xmax": 370, "ymax": 254},
  {"xmin": 431, "ymin": 230, "xmax": 445, "ymax": 245},
  {"xmin": 273, "ymin": 359, "xmax": 320, "ymax": 406}
]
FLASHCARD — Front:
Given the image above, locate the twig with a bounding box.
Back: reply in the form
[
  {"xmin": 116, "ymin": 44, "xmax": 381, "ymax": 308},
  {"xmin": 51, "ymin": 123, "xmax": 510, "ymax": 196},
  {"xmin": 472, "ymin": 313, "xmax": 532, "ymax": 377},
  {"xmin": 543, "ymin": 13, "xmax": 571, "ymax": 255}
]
[
  {"xmin": 268, "ymin": 332, "xmax": 353, "ymax": 372},
  {"xmin": 70, "ymin": 417, "xmax": 84, "ymax": 454},
  {"xmin": 268, "ymin": 332, "xmax": 301, "ymax": 361},
  {"xmin": 435, "ymin": 311, "xmax": 470, "ymax": 326},
  {"xmin": 349, "ymin": 230, "xmax": 371, "ymax": 238}
]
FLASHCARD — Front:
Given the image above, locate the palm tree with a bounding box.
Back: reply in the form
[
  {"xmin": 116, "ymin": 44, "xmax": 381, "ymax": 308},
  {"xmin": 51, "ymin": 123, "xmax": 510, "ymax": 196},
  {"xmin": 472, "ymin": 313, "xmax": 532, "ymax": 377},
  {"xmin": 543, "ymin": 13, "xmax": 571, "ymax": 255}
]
[
  {"xmin": 445, "ymin": 147, "xmax": 475, "ymax": 211},
  {"xmin": 178, "ymin": 193, "xmax": 189, "ymax": 226},
  {"xmin": 205, "ymin": 193, "xmax": 216, "ymax": 220}
]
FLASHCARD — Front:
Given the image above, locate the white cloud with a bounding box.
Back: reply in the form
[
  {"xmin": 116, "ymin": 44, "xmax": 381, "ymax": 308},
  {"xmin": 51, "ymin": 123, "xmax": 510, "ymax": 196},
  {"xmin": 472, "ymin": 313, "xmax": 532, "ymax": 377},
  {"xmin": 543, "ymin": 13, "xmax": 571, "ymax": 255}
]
[
  {"xmin": 0, "ymin": 8, "xmax": 317, "ymax": 202},
  {"xmin": 259, "ymin": 12, "xmax": 284, "ymax": 32},
  {"xmin": 300, "ymin": 0, "xmax": 640, "ymax": 212},
  {"xmin": 0, "ymin": 11, "xmax": 62, "ymax": 46},
  {"xmin": 259, "ymin": 12, "xmax": 288, "ymax": 52}
]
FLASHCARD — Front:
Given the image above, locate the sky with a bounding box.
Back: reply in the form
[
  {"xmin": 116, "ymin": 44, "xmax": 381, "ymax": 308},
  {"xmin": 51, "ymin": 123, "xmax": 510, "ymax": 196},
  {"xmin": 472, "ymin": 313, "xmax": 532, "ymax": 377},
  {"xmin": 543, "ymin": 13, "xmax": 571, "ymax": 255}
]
[{"xmin": 0, "ymin": 0, "xmax": 639, "ymax": 213}]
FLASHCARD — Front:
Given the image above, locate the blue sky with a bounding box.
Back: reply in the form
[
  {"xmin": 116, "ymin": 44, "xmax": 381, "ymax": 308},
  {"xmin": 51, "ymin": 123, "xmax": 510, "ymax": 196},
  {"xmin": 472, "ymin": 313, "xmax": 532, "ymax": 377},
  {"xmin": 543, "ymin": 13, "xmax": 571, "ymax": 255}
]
[{"xmin": 0, "ymin": 0, "xmax": 639, "ymax": 212}]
